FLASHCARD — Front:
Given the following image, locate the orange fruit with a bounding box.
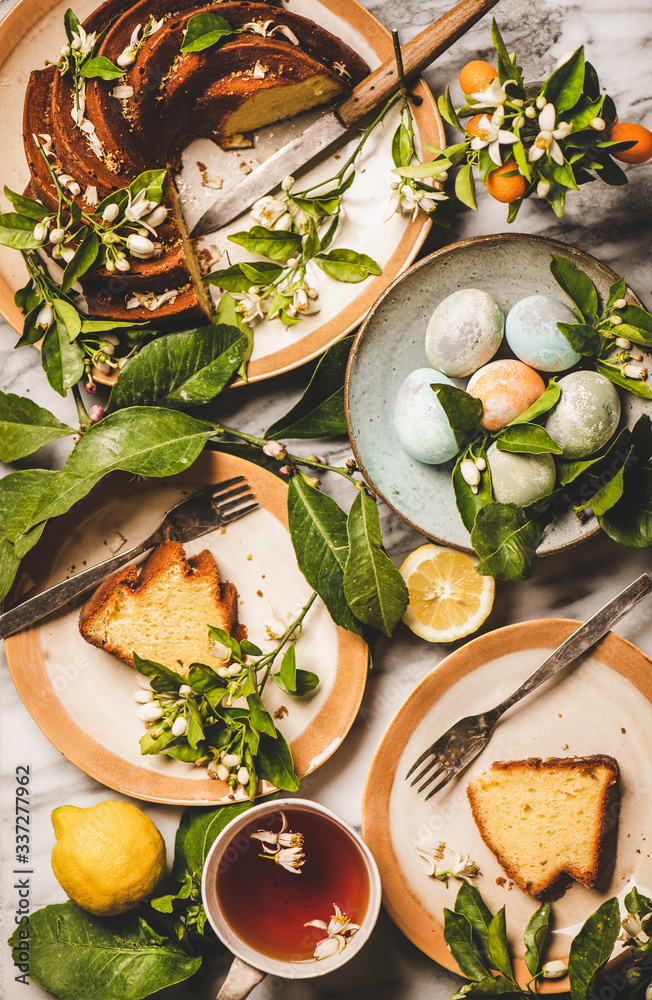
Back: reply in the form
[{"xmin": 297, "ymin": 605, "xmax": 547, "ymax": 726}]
[
  {"xmin": 609, "ymin": 122, "xmax": 652, "ymax": 163},
  {"xmin": 466, "ymin": 114, "xmax": 485, "ymax": 137},
  {"xmin": 485, "ymin": 159, "xmax": 526, "ymax": 203},
  {"xmin": 459, "ymin": 60, "xmax": 498, "ymax": 96}
]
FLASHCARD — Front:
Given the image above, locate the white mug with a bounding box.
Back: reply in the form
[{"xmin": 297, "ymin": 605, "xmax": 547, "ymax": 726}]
[{"xmin": 201, "ymin": 798, "xmax": 382, "ymax": 999}]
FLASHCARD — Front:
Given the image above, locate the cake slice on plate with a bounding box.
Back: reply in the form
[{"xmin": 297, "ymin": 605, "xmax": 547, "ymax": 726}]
[
  {"xmin": 467, "ymin": 755, "xmax": 620, "ymax": 899},
  {"xmin": 78, "ymin": 540, "xmax": 238, "ymax": 677}
]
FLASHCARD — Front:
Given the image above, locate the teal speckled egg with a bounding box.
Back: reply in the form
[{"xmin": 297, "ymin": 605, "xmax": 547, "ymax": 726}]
[
  {"xmin": 425, "ymin": 288, "xmax": 504, "ymax": 378},
  {"xmin": 393, "ymin": 368, "xmax": 460, "ymax": 465},
  {"xmin": 505, "ymin": 294, "xmax": 582, "ymax": 372},
  {"xmin": 544, "ymin": 370, "xmax": 621, "ymax": 459},
  {"xmin": 486, "ymin": 443, "xmax": 557, "ymax": 505}
]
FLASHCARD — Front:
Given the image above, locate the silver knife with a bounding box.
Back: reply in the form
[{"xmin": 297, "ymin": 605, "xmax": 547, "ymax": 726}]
[{"xmin": 191, "ymin": 0, "xmax": 500, "ymax": 236}]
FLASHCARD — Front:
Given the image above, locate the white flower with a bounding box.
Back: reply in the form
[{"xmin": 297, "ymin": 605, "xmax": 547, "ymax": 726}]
[
  {"xmin": 264, "ymin": 845, "xmax": 305, "ymax": 873},
  {"xmin": 528, "ymin": 103, "xmax": 571, "ymax": 166},
  {"xmin": 384, "ymin": 182, "xmax": 447, "ymax": 223},
  {"xmin": 171, "ymin": 716, "xmax": 188, "ymax": 737},
  {"xmin": 252, "ymin": 812, "xmax": 304, "ymax": 853},
  {"xmin": 415, "ymin": 840, "xmax": 446, "ymax": 876},
  {"xmin": 233, "ymin": 290, "xmax": 265, "ymax": 324},
  {"xmin": 448, "ymin": 850, "xmax": 481, "ymax": 879},
  {"xmin": 71, "ymin": 25, "xmax": 96, "ymax": 56},
  {"xmin": 126, "ymin": 233, "xmax": 161, "ymax": 258},
  {"xmin": 137, "ymin": 700, "xmax": 164, "ymax": 722},
  {"xmin": 125, "ymin": 189, "xmax": 157, "ymax": 222},
  {"xmin": 468, "ymin": 76, "xmax": 518, "ymax": 109},
  {"xmin": 622, "ymin": 363, "xmax": 648, "ymax": 380},
  {"xmin": 619, "ymin": 913, "xmax": 646, "ymax": 942},
  {"xmin": 250, "ymin": 195, "xmax": 290, "ymax": 229},
  {"xmin": 542, "ymin": 960, "xmax": 568, "ymax": 979},
  {"xmin": 469, "ymin": 111, "xmax": 518, "ymax": 166},
  {"xmin": 36, "ymin": 303, "xmax": 54, "ymax": 329},
  {"xmin": 117, "ymin": 44, "xmax": 137, "ymax": 68},
  {"xmin": 305, "ymin": 904, "xmax": 360, "ymax": 959},
  {"xmin": 84, "ymin": 185, "xmax": 98, "ymax": 205},
  {"xmin": 111, "ymin": 85, "xmax": 134, "ymax": 99},
  {"xmin": 263, "ymin": 440, "xmax": 286, "ymax": 459}
]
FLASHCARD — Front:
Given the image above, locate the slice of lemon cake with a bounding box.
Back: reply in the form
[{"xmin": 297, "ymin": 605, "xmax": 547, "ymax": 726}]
[
  {"xmin": 467, "ymin": 755, "xmax": 619, "ymax": 899},
  {"xmin": 78, "ymin": 540, "xmax": 238, "ymax": 678}
]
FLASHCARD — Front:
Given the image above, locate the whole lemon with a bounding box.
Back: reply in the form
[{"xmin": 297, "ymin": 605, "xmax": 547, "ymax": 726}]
[{"xmin": 51, "ymin": 800, "xmax": 166, "ymax": 916}]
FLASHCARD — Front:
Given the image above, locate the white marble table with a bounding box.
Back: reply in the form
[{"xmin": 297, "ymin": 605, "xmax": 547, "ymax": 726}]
[{"xmin": 1, "ymin": 0, "xmax": 651, "ymax": 997}]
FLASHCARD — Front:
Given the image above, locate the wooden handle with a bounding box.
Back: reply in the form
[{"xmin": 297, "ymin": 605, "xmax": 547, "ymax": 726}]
[{"xmin": 336, "ymin": 0, "xmax": 500, "ymax": 128}]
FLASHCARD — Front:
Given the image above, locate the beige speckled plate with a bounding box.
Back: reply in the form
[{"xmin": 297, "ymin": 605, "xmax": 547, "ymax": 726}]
[
  {"xmin": 362, "ymin": 619, "xmax": 652, "ymax": 989},
  {"xmin": 0, "ymin": 0, "xmax": 442, "ymax": 384},
  {"xmin": 4, "ymin": 451, "xmax": 368, "ymax": 804}
]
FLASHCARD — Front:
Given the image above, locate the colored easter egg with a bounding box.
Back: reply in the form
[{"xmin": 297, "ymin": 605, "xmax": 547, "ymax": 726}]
[
  {"xmin": 544, "ymin": 370, "xmax": 621, "ymax": 459},
  {"xmin": 425, "ymin": 288, "xmax": 504, "ymax": 378},
  {"xmin": 505, "ymin": 294, "xmax": 582, "ymax": 372},
  {"xmin": 393, "ymin": 368, "xmax": 460, "ymax": 465},
  {"xmin": 466, "ymin": 359, "xmax": 546, "ymax": 431},
  {"xmin": 486, "ymin": 443, "xmax": 557, "ymax": 505}
]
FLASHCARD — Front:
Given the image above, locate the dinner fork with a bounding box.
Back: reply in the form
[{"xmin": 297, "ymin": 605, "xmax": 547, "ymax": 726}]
[
  {"xmin": 0, "ymin": 476, "xmax": 258, "ymax": 640},
  {"xmin": 406, "ymin": 572, "xmax": 652, "ymax": 800}
]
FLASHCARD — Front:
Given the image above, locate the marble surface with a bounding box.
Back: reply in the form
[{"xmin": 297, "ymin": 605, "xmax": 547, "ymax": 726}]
[{"xmin": 1, "ymin": 0, "xmax": 652, "ymax": 997}]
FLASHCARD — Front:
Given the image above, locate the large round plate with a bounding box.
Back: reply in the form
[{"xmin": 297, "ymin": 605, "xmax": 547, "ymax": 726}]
[
  {"xmin": 362, "ymin": 619, "xmax": 652, "ymax": 987},
  {"xmin": 345, "ymin": 233, "xmax": 650, "ymax": 557},
  {"xmin": 3, "ymin": 451, "xmax": 368, "ymax": 804},
  {"xmin": 0, "ymin": 0, "xmax": 442, "ymax": 384}
]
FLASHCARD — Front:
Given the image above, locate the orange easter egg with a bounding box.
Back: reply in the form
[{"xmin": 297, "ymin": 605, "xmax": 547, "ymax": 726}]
[{"xmin": 466, "ymin": 359, "xmax": 546, "ymax": 431}]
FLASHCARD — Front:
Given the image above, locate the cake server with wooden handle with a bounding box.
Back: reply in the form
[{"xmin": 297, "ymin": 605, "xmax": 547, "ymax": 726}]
[
  {"xmin": 191, "ymin": 0, "xmax": 500, "ymax": 236},
  {"xmin": 406, "ymin": 573, "xmax": 652, "ymax": 800},
  {"xmin": 0, "ymin": 478, "xmax": 258, "ymax": 640}
]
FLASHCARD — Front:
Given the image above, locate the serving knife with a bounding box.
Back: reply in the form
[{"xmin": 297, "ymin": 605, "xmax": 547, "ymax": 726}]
[{"xmin": 191, "ymin": 0, "xmax": 500, "ymax": 236}]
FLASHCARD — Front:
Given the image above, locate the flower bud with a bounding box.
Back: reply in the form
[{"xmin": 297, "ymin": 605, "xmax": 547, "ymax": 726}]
[
  {"xmin": 525, "ymin": 106, "xmax": 536, "ymax": 118},
  {"xmin": 475, "ymin": 456, "xmax": 487, "ymax": 471},
  {"xmin": 115, "ymin": 257, "xmax": 131, "ymax": 272},
  {"xmin": 537, "ymin": 179, "xmax": 551, "ymax": 198},
  {"xmin": 67, "ymin": 181, "xmax": 81, "ymax": 196},
  {"xmin": 460, "ymin": 459, "xmax": 481, "ymax": 487},
  {"xmin": 222, "ymin": 753, "xmax": 241, "ymax": 768},
  {"xmin": 536, "ymin": 95, "xmax": 547, "ymax": 109},
  {"xmin": 33, "ymin": 222, "xmax": 49, "ymax": 242},
  {"xmin": 610, "ymin": 314, "xmax": 623, "ymax": 325},
  {"xmin": 95, "ymin": 361, "xmax": 112, "ymax": 374},
  {"xmin": 286, "ymin": 257, "xmax": 298, "ymax": 269},
  {"xmin": 133, "ymin": 689, "xmax": 152, "ymax": 704},
  {"xmin": 102, "ymin": 202, "xmax": 120, "ymax": 223},
  {"xmin": 226, "ymin": 664, "xmax": 242, "ymax": 677},
  {"xmin": 137, "ymin": 701, "xmax": 164, "ymax": 722},
  {"xmin": 279, "ymin": 465, "xmax": 292, "ymax": 476},
  {"xmin": 216, "ymin": 764, "xmax": 230, "ymax": 781},
  {"xmin": 281, "ymin": 175, "xmax": 294, "ymax": 190},
  {"xmin": 179, "ymin": 684, "xmax": 192, "ymax": 696},
  {"xmin": 515, "ymin": 115, "xmax": 525, "ymax": 129},
  {"xmin": 61, "ymin": 246, "xmax": 76, "ymax": 263},
  {"xmin": 143, "ymin": 205, "xmax": 168, "ymax": 228},
  {"xmin": 126, "ymin": 233, "xmax": 156, "ymax": 256},
  {"xmin": 36, "ymin": 303, "xmax": 54, "ymax": 328},
  {"xmin": 591, "ymin": 117, "xmax": 606, "ymax": 131},
  {"xmin": 614, "ymin": 298, "xmax": 627, "ymax": 309},
  {"xmin": 541, "ymin": 961, "xmax": 568, "ymax": 979},
  {"xmin": 237, "ymin": 766, "xmax": 250, "ymax": 785},
  {"xmin": 105, "ymin": 259, "xmax": 116, "ymax": 272},
  {"xmin": 49, "ymin": 228, "xmax": 65, "ymax": 245},
  {"xmin": 60, "ymin": 44, "xmax": 70, "ymax": 57},
  {"xmin": 512, "ymin": 98, "xmax": 524, "ymax": 107},
  {"xmin": 171, "ymin": 716, "xmax": 188, "ymax": 737},
  {"xmin": 218, "ymin": 666, "xmax": 229, "ymax": 677},
  {"xmin": 615, "ymin": 337, "xmax": 631, "ymax": 349},
  {"xmin": 117, "ymin": 45, "xmax": 137, "ymax": 67},
  {"xmin": 88, "ymin": 404, "xmax": 104, "ymax": 423}
]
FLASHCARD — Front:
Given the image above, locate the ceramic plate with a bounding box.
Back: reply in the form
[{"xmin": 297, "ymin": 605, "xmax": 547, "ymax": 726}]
[
  {"xmin": 3, "ymin": 451, "xmax": 368, "ymax": 804},
  {"xmin": 345, "ymin": 233, "xmax": 651, "ymax": 557},
  {"xmin": 0, "ymin": 0, "xmax": 442, "ymax": 384},
  {"xmin": 362, "ymin": 619, "xmax": 652, "ymax": 988}
]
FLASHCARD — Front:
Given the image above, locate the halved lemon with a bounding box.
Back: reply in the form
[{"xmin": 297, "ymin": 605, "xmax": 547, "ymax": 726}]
[{"xmin": 398, "ymin": 544, "xmax": 494, "ymax": 643}]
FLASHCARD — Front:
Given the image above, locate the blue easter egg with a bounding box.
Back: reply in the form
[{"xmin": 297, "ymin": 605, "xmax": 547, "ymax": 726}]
[
  {"xmin": 393, "ymin": 368, "xmax": 460, "ymax": 465},
  {"xmin": 505, "ymin": 294, "xmax": 582, "ymax": 372},
  {"xmin": 544, "ymin": 371, "xmax": 621, "ymax": 459},
  {"xmin": 425, "ymin": 288, "xmax": 504, "ymax": 378}
]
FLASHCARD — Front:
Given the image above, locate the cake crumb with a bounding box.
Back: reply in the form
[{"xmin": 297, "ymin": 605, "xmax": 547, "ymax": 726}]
[
  {"xmin": 561, "ymin": 743, "xmax": 569, "ymax": 750},
  {"xmin": 256, "ymin": 589, "xmax": 263, "ymax": 597},
  {"xmin": 239, "ymin": 161, "xmax": 253, "ymax": 175},
  {"xmin": 274, "ymin": 705, "xmax": 289, "ymax": 719},
  {"xmin": 557, "ymin": 713, "xmax": 562, "ymax": 718},
  {"xmin": 621, "ymin": 727, "xmax": 626, "ymax": 734},
  {"xmin": 246, "ymin": 554, "xmax": 253, "ymax": 561},
  {"xmin": 496, "ymin": 877, "xmax": 506, "ymax": 887}
]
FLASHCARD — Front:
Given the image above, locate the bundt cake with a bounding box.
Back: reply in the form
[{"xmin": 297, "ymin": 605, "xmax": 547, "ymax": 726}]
[
  {"xmin": 22, "ymin": 0, "xmax": 369, "ymax": 326},
  {"xmin": 467, "ymin": 755, "xmax": 620, "ymax": 899},
  {"xmin": 78, "ymin": 540, "xmax": 239, "ymax": 676}
]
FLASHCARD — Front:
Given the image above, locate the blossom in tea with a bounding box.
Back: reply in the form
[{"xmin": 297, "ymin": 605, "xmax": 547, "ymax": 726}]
[
  {"xmin": 305, "ymin": 904, "xmax": 360, "ymax": 960},
  {"xmin": 264, "ymin": 845, "xmax": 305, "ymax": 873},
  {"xmin": 541, "ymin": 960, "xmax": 568, "ymax": 979},
  {"xmin": 251, "ymin": 811, "xmax": 304, "ymax": 853},
  {"xmin": 469, "ymin": 111, "xmax": 518, "ymax": 166},
  {"xmin": 528, "ymin": 103, "xmax": 572, "ymax": 165}
]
